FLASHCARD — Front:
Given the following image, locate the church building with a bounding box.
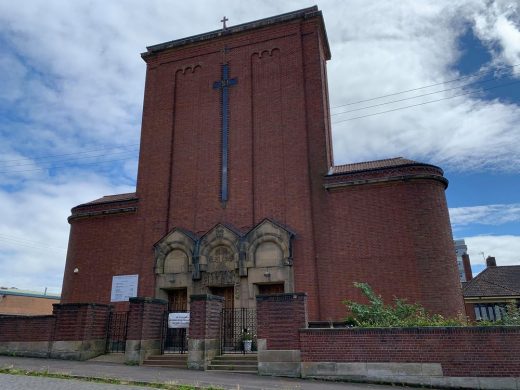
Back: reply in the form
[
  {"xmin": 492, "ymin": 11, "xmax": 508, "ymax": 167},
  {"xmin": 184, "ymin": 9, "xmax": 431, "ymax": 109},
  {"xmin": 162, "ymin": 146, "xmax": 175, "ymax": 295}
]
[{"xmin": 61, "ymin": 6, "xmax": 464, "ymax": 321}]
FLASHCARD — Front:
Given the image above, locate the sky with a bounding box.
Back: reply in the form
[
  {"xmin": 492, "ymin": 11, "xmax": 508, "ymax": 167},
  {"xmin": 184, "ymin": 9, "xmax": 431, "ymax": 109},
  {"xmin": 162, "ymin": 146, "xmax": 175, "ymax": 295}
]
[{"xmin": 0, "ymin": 0, "xmax": 519, "ymax": 294}]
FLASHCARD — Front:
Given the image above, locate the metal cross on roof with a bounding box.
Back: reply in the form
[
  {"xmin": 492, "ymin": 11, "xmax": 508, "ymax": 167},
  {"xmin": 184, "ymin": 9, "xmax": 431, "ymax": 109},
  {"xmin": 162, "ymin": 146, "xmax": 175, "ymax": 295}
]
[{"xmin": 220, "ymin": 16, "xmax": 229, "ymax": 29}]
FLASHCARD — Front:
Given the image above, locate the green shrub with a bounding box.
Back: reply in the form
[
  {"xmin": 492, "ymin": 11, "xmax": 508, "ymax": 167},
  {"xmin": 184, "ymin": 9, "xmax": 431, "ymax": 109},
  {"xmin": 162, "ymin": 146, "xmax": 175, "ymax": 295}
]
[{"xmin": 343, "ymin": 282, "xmax": 466, "ymax": 327}]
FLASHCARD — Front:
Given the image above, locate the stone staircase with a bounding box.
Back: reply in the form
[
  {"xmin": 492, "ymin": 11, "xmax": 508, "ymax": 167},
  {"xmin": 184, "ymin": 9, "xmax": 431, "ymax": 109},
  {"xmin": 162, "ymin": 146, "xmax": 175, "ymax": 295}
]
[
  {"xmin": 207, "ymin": 354, "xmax": 258, "ymax": 373},
  {"xmin": 142, "ymin": 354, "xmax": 188, "ymax": 368}
]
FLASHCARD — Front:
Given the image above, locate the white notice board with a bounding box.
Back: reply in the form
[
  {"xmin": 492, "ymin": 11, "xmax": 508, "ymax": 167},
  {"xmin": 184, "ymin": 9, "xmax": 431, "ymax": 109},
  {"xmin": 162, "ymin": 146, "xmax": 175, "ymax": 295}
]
[
  {"xmin": 168, "ymin": 312, "xmax": 190, "ymax": 328},
  {"xmin": 110, "ymin": 274, "xmax": 138, "ymax": 302}
]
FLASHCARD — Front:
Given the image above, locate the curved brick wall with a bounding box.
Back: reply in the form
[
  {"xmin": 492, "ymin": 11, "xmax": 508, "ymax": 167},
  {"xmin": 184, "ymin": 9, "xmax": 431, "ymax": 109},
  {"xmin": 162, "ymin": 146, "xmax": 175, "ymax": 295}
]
[
  {"xmin": 311, "ymin": 166, "xmax": 464, "ymax": 320},
  {"xmin": 61, "ymin": 202, "xmax": 140, "ymax": 304}
]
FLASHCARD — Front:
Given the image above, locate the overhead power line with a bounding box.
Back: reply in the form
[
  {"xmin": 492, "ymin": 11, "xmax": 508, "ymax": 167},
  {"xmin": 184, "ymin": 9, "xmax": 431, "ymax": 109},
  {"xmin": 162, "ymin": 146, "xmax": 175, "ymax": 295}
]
[
  {"xmin": 331, "ymin": 74, "xmax": 509, "ymax": 116},
  {"xmin": 0, "ymin": 157, "xmax": 136, "ymax": 174},
  {"xmin": 0, "ymin": 143, "xmax": 140, "ymax": 163},
  {"xmin": 0, "ymin": 149, "xmax": 139, "ymax": 168},
  {"xmin": 0, "ymin": 234, "xmax": 67, "ymax": 253},
  {"xmin": 332, "ymin": 79, "xmax": 520, "ymax": 124},
  {"xmin": 330, "ymin": 62, "xmax": 520, "ymax": 109}
]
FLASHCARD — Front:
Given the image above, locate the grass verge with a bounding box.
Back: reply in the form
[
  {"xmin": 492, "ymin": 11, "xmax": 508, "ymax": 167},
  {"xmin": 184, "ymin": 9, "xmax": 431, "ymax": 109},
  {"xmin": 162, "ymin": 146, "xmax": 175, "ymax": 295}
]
[{"xmin": 0, "ymin": 367, "xmax": 223, "ymax": 389}]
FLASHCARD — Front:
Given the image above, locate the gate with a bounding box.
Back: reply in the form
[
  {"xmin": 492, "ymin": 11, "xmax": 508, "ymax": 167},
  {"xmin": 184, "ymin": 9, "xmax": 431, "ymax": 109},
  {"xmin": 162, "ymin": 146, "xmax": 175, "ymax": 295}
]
[
  {"xmin": 162, "ymin": 311, "xmax": 188, "ymax": 354},
  {"xmin": 220, "ymin": 308, "xmax": 256, "ymax": 354},
  {"xmin": 105, "ymin": 311, "xmax": 128, "ymax": 353}
]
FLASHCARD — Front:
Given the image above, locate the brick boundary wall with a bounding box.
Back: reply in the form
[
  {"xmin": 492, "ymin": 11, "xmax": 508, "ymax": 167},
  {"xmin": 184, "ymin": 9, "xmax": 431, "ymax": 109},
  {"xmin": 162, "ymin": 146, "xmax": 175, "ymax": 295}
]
[
  {"xmin": 257, "ymin": 293, "xmax": 307, "ymax": 350},
  {"xmin": 0, "ymin": 315, "xmax": 55, "ymax": 342},
  {"xmin": 52, "ymin": 303, "xmax": 110, "ymax": 341},
  {"xmin": 299, "ymin": 326, "xmax": 520, "ymax": 377}
]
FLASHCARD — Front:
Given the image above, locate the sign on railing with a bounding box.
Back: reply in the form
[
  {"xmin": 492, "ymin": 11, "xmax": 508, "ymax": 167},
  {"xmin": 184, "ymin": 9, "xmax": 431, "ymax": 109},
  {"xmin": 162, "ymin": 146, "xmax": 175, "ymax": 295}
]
[{"xmin": 168, "ymin": 312, "xmax": 190, "ymax": 328}]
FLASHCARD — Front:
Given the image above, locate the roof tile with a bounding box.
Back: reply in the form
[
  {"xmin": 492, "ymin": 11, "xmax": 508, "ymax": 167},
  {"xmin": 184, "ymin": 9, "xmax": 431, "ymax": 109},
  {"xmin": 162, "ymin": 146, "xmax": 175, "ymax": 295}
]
[{"xmin": 463, "ymin": 266, "xmax": 520, "ymax": 297}]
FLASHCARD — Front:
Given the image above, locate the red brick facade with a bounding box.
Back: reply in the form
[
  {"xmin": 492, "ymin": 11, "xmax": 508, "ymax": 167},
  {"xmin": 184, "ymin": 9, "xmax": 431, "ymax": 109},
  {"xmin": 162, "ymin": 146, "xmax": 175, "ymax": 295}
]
[
  {"xmin": 257, "ymin": 293, "xmax": 307, "ymax": 350},
  {"xmin": 61, "ymin": 7, "xmax": 463, "ymax": 320}
]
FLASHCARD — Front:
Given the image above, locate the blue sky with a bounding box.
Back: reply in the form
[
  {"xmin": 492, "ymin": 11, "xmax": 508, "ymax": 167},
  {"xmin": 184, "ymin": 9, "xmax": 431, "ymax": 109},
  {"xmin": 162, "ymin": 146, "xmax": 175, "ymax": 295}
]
[{"xmin": 0, "ymin": 0, "xmax": 519, "ymax": 293}]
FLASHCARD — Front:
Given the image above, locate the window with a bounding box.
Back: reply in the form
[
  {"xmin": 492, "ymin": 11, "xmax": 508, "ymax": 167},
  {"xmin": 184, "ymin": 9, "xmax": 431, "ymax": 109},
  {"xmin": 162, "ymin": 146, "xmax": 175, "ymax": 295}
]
[{"xmin": 474, "ymin": 303, "xmax": 506, "ymax": 321}]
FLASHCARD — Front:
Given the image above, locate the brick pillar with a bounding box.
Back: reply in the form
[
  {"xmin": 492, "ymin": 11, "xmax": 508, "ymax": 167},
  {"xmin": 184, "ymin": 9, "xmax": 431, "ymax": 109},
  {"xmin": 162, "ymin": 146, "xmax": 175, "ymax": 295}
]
[
  {"xmin": 125, "ymin": 297, "xmax": 167, "ymax": 363},
  {"xmin": 187, "ymin": 294, "xmax": 224, "ymax": 370},
  {"xmin": 256, "ymin": 293, "xmax": 307, "ymax": 377},
  {"xmin": 51, "ymin": 303, "xmax": 111, "ymax": 360}
]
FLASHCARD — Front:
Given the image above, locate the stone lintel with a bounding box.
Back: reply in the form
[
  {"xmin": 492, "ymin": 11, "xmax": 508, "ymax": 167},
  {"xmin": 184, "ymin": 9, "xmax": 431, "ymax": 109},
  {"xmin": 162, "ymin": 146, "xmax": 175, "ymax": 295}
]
[
  {"xmin": 256, "ymin": 292, "xmax": 307, "ymax": 302},
  {"xmin": 128, "ymin": 297, "xmax": 167, "ymax": 305},
  {"xmin": 190, "ymin": 294, "xmax": 224, "ymax": 302}
]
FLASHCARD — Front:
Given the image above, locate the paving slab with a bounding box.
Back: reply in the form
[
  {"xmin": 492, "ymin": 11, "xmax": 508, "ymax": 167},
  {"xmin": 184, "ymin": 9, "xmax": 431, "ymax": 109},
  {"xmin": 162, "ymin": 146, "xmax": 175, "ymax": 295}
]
[{"xmin": 0, "ymin": 356, "xmax": 421, "ymax": 390}]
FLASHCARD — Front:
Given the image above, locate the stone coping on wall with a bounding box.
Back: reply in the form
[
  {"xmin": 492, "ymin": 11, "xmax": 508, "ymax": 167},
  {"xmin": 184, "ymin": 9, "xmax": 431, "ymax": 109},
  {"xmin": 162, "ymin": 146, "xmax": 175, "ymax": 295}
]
[
  {"xmin": 256, "ymin": 292, "xmax": 307, "ymax": 301},
  {"xmin": 128, "ymin": 297, "xmax": 167, "ymax": 305},
  {"xmin": 300, "ymin": 325, "xmax": 520, "ymax": 334},
  {"xmin": 53, "ymin": 302, "xmax": 111, "ymax": 309},
  {"xmin": 190, "ymin": 294, "xmax": 224, "ymax": 302}
]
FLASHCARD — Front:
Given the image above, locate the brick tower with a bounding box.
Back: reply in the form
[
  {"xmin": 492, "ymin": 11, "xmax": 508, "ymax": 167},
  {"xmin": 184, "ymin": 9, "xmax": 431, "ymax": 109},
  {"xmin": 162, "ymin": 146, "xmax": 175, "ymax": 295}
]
[{"xmin": 61, "ymin": 6, "xmax": 464, "ymax": 320}]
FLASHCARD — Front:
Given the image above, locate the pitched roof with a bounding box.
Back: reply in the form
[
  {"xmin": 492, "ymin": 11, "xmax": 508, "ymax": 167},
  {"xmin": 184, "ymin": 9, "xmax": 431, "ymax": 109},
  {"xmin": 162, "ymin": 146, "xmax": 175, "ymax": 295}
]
[
  {"xmin": 0, "ymin": 288, "xmax": 60, "ymax": 299},
  {"xmin": 463, "ymin": 266, "xmax": 520, "ymax": 297},
  {"xmin": 78, "ymin": 192, "xmax": 137, "ymax": 207},
  {"xmin": 329, "ymin": 157, "xmax": 420, "ymax": 175}
]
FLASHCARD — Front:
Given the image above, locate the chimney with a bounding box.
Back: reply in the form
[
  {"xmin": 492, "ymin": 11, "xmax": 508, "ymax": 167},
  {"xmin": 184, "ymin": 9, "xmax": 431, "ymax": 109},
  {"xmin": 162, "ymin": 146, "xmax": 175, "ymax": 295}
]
[
  {"xmin": 462, "ymin": 253, "xmax": 473, "ymax": 280},
  {"xmin": 486, "ymin": 256, "xmax": 497, "ymax": 267}
]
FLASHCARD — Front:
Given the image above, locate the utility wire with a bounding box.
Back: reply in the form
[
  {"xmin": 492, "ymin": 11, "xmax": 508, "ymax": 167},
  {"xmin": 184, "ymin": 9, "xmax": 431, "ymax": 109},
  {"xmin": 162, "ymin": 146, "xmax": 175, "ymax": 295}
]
[
  {"xmin": 331, "ymin": 74, "xmax": 509, "ymax": 116},
  {"xmin": 330, "ymin": 62, "xmax": 520, "ymax": 109},
  {"xmin": 0, "ymin": 143, "xmax": 140, "ymax": 163},
  {"xmin": 0, "ymin": 157, "xmax": 136, "ymax": 174},
  {"xmin": 332, "ymin": 79, "xmax": 520, "ymax": 123},
  {"xmin": 0, "ymin": 235, "xmax": 67, "ymax": 253},
  {"xmin": 0, "ymin": 149, "xmax": 139, "ymax": 168}
]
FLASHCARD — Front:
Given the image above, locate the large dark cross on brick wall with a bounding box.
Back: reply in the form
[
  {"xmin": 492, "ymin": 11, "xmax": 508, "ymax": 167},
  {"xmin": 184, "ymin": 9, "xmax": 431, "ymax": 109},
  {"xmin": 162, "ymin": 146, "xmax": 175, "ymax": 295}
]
[{"xmin": 213, "ymin": 63, "xmax": 237, "ymax": 205}]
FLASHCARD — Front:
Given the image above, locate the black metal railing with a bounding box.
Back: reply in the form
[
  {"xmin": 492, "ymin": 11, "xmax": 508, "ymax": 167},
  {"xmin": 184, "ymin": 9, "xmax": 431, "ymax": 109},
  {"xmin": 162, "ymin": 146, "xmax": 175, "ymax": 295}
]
[
  {"xmin": 105, "ymin": 311, "xmax": 128, "ymax": 353},
  {"xmin": 162, "ymin": 311, "xmax": 188, "ymax": 354},
  {"xmin": 220, "ymin": 308, "xmax": 257, "ymax": 354}
]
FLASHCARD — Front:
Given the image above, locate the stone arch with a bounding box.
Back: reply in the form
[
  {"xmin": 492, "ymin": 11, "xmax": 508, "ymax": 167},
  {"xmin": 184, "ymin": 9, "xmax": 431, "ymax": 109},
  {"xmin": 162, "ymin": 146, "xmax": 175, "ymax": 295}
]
[
  {"xmin": 199, "ymin": 224, "xmax": 241, "ymax": 273},
  {"xmin": 245, "ymin": 219, "xmax": 293, "ymax": 267},
  {"xmin": 254, "ymin": 240, "xmax": 284, "ymax": 267},
  {"xmin": 154, "ymin": 228, "xmax": 196, "ymax": 274},
  {"xmin": 164, "ymin": 249, "xmax": 189, "ymax": 274}
]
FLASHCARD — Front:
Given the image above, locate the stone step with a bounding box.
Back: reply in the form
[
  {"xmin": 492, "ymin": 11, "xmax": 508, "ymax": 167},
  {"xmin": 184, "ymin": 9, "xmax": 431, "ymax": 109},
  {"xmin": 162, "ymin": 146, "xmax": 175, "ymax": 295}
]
[
  {"xmin": 213, "ymin": 354, "xmax": 258, "ymax": 361},
  {"xmin": 209, "ymin": 360, "xmax": 257, "ymax": 366},
  {"xmin": 207, "ymin": 364, "xmax": 258, "ymax": 372},
  {"xmin": 145, "ymin": 354, "xmax": 187, "ymax": 361},
  {"xmin": 142, "ymin": 354, "xmax": 188, "ymax": 368}
]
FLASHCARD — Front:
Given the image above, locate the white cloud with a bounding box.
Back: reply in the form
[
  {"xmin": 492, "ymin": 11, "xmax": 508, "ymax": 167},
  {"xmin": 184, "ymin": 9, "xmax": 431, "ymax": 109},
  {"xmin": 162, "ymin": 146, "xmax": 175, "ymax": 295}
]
[
  {"xmin": 0, "ymin": 173, "xmax": 133, "ymax": 293},
  {"xmin": 450, "ymin": 203, "xmax": 520, "ymax": 226},
  {"xmin": 465, "ymin": 235, "xmax": 520, "ymax": 267},
  {"xmin": 327, "ymin": 0, "xmax": 520, "ymax": 170},
  {"xmin": 0, "ymin": 0, "xmax": 519, "ymax": 292}
]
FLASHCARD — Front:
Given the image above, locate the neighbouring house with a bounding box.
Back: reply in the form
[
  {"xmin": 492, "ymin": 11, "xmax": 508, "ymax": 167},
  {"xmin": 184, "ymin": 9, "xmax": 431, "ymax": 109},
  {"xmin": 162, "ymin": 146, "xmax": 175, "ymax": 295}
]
[
  {"xmin": 463, "ymin": 256, "xmax": 520, "ymax": 321},
  {"xmin": 0, "ymin": 287, "xmax": 60, "ymax": 315}
]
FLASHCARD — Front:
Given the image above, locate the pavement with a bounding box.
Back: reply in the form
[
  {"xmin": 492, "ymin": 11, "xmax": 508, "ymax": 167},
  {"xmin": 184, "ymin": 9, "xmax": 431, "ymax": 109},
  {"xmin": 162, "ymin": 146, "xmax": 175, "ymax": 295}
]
[{"xmin": 0, "ymin": 355, "xmax": 419, "ymax": 390}]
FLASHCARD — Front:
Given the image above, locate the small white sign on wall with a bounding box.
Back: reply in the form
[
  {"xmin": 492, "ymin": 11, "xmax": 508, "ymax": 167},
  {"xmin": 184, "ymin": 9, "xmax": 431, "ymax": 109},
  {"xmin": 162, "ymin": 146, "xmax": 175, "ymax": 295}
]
[
  {"xmin": 110, "ymin": 274, "xmax": 138, "ymax": 302},
  {"xmin": 168, "ymin": 312, "xmax": 190, "ymax": 328}
]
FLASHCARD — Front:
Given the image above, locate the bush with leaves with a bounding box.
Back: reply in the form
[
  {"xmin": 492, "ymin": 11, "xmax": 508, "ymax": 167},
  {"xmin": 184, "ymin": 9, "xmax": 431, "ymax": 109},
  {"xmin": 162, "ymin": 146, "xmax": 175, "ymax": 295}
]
[
  {"xmin": 499, "ymin": 301, "xmax": 520, "ymax": 325},
  {"xmin": 343, "ymin": 282, "xmax": 466, "ymax": 327}
]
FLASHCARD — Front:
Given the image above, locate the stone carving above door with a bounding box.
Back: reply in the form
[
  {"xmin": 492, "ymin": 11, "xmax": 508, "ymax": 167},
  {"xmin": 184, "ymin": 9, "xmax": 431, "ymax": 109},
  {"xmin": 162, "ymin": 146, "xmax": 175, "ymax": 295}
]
[{"xmin": 154, "ymin": 219, "xmax": 294, "ymax": 279}]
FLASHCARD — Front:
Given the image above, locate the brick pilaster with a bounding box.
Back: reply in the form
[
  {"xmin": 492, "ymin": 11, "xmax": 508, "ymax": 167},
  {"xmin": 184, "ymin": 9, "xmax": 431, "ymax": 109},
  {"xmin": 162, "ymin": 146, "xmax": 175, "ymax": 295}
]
[
  {"xmin": 187, "ymin": 294, "xmax": 224, "ymax": 370},
  {"xmin": 125, "ymin": 297, "xmax": 167, "ymax": 363}
]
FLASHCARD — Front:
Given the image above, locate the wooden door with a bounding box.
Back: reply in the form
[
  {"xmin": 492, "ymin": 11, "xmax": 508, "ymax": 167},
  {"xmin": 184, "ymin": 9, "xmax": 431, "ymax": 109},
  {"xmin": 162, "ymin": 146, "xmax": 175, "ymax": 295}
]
[
  {"xmin": 168, "ymin": 289, "xmax": 187, "ymax": 311},
  {"xmin": 211, "ymin": 286, "xmax": 234, "ymax": 309}
]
